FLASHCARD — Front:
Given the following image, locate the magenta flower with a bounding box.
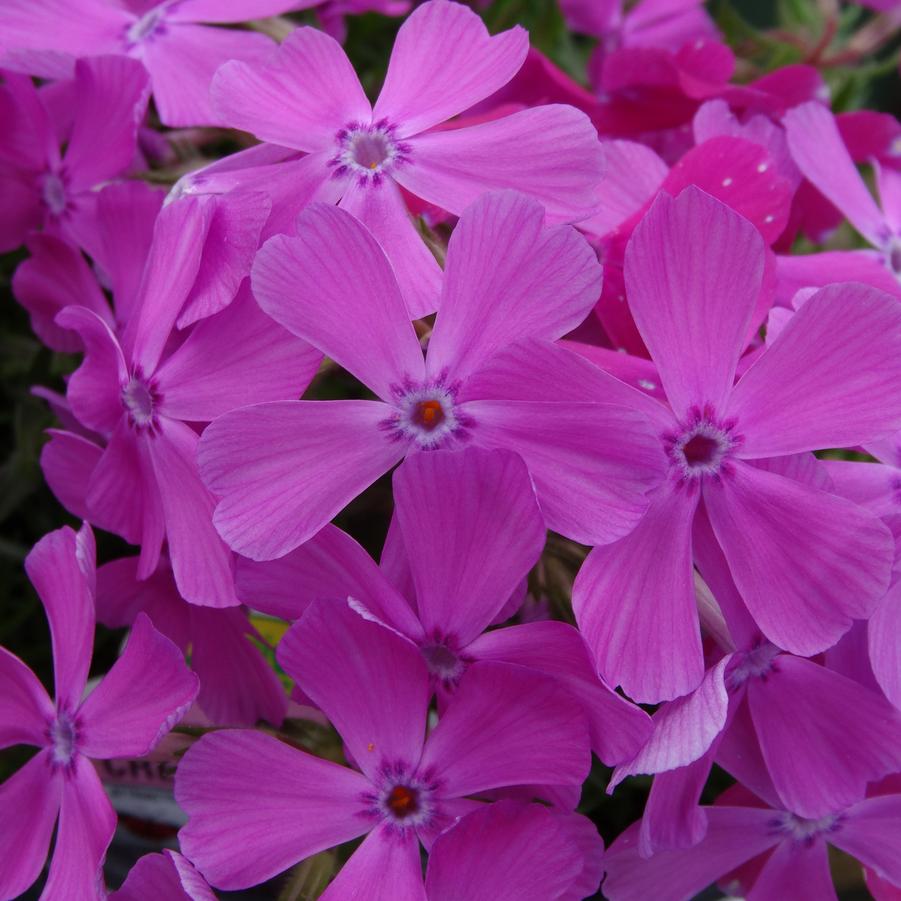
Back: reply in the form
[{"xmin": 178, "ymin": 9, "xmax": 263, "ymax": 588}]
[
  {"xmin": 785, "ymin": 101, "xmax": 901, "ymax": 283},
  {"xmin": 56, "ymin": 197, "xmax": 321, "ymax": 605},
  {"xmin": 238, "ymin": 446, "xmax": 654, "ymax": 765},
  {"xmin": 110, "ymin": 850, "xmax": 214, "ymax": 901},
  {"xmin": 571, "ymin": 186, "xmax": 901, "ymax": 702},
  {"xmin": 602, "ymin": 779, "xmax": 901, "ymax": 901},
  {"xmin": 611, "ymin": 636, "xmax": 901, "ymax": 857},
  {"xmin": 96, "ymin": 554, "xmax": 287, "ymax": 727},
  {"xmin": 0, "ymin": 56, "xmax": 149, "ymax": 253},
  {"xmin": 0, "ymin": 0, "xmax": 306, "ymax": 126},
  {"xmin": 198, "ymin": 191, "xmax": 665, "ymax": 561},
  {"xmin": 0, "ymin": 523, "xmax": 198, "ymax": 899},
  {"xmin": 175, "ymin": 600, "xmax": 591, "ymax": 891},
  {"xmin": 208, "ymin": 0, "xmax": 606, "ymax": 315}
]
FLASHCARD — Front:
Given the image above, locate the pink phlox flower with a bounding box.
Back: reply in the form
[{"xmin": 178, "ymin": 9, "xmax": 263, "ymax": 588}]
[
  {"xmin": 237, "ymin": 446, "xmax": 654, "ymax": 766},
  {"xmin": 0, "ymin": 523, "xmax": 198, "ymax": 900},
  {"xmin": 570, "ymin": 186, "xmax": 901, "ymax": 704},
  {"xmin": 198, "ymin": 190, "xmax": 666, "ymax": 561},
  {"xmin": 0, "ymin": 57, "xmax": 150, "ymax": 254},
  {"xmin": 609, "ymin": 613, "xmax": 901, "ymax": 855},
  {"xmin": 174, "ymin": 599, "xmax": 592, "ymax": 892},
  {"xmin": 602, "ymin": 777, "xmax": 901, "ymax": 901},
  {"xmin": 206, "ymin": 0, "xmax": 606, "ymax": 316}
]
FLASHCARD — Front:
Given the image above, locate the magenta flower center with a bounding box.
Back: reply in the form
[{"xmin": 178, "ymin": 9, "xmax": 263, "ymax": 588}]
[
  {"xmin": 330, "ymin": 120, "xmax": 411, "ymax": 186},
  {"xmin": 122, "ymin": 375, "xmax": 158, "ymax": 430},
  {"xmin": 40, "ymin": 172, "xmax": 67, "ymax": 216},
  {"xmin": 727, "ymin": 642, "xmax": 781, "ymax": 690},
  {"xmin": 774, "ymin": 811, "xmax": 842, "ymax": 845},
  {"xmin": 421, "ymin": 642, "xmax": 464, "ymax": 683},
  {"xmin": 50, "ymin": 712, "xmax": 79, "ymax": 767},
  {"xmin": 664, "ymin": 409, "xmax": 738, "ymax": 481},
  {"xmin": 387, "ymin": 380, "xmax": 470, "ymax": 449},
  {"xmin": 411, "ymin": 399, "xmax": 445, "ymax": 432},
  {"xmin": 371, "ymin": 769, "xmax": 437, "ymax": 830},
  {"xmin": 385, "ymin": 784, "xmax": 419, "ymax": 819}
]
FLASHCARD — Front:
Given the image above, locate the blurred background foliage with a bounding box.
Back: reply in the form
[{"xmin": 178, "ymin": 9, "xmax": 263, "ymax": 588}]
[{"xmin": 1, "ymin": 1, "xmax": 898, "ymax": 897}]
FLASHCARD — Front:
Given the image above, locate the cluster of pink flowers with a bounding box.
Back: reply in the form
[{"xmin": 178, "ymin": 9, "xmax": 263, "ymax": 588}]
[{"xmin": 2, "ymin": 0, "xmax": 901, "ymax": 898}]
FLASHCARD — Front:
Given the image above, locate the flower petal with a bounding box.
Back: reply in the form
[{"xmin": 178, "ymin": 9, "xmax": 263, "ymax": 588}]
[
  {"xmin": 610, "ymin": 655, "xmax": 731, "ymax": 786},
  {"xmin": 146, "ymin": 419, "xmax": 239, "ymax": 608},
  {"xmin": 126, "ymin": 195, "xmax": 213, "ymax": 375},
  {"xmin": 321, "ymin": 823, "xmax": 426, "ymax": 901},
  {"xmin": 624, "ymin": 186, "xmax": 765, "ymax": 419},
  {"xmin": 41, "ymin": 755, "xmax": 116, "ymax": 901},
  {"xmin": 236, "ymin": 523, "xmax": 422, "ymax": 638},
  {"xmin": 602, "ymin": 807, "xmax": 779, "ymax": 901},
  {"xmin": 338, "ymin": 177, "xmax": 442, "ymax": 320},
  {"xmin": 0, "ymin": 751, "xmax": 61, "ymax": 900},
  {"xmin": 728, "ymin": 283, "xmax": 901, "ymax": 457},
  {"xmin": 748, "ymin": 839, "xmax": 835, "ymax": 901},
  {"xmin": 55, "ymin": 305, "xmax": 127, "ymax": 435},
  {"xmin": 419, "ymin": 661, "xmax": 590, "ymax": 799},
  {"xmin": 78, "ymin": 612, "xmax": 198, "ymax": 759},
  {"xmin": 190, "ymin": 607, "xmax": 287, "ymax": 727},
  {"xmin": 427, "ymin": 192, "xmax": 602, "ymax": 383},
  {"xmin": 64, "ymin": 56, "xmax": 149, "ymax": 191},
  {"xmin": 784, "ymin": 101, "xmax": 888, "ymax": 246},
  {"xmin": 426, "ymin": 802, "xmax": 582, "ymax": 901},
  {"xmin": 252, "ymin": 203, "xmax": 425, "ymax": 401},
  {"xmin": 85, "ymin": 420, "xmax": 165, "ymax": 575},
  {"xmin": 143, "ymin": 22, "xmax": 274, "ymax": 127},
  {"xmin": 748, "ymin": 654, "xmax": 901, "ymax": 819},
  {"xmin": 198, "ymin": 400, "xmax": 406, "ymax": 561},
  {"xmin": 467, "ymin": 621, "xmax": 653, "ymax": 766},
  {"xmin": 373, "ymin": 1, "xmax": 527, "ymax": 138},
  {"xmin": 870, "ymin": 580, "xmax": 901, "ymax": 711},
  {"xmin": 24, "ymin": 524, "xmax": 95, "ymax": 711},
  {"xmin": 579, "ymin": 138, "xmax": 667, "ymax": 237},
  {"xmin": 110, "ymin": 850, "xmax": 216, "ymax": 901},
  {"xmin": 176, "ymin": 729, "xmax": 371, "ymax": 890},
  {"xmin": 211, "ymin": 26, "xmax": 370, "ymax": 149},
  {"xmin": 156, "ymin": 283, "xmax": 321, "ymax": 423},
  {"xmin": 833, "ymin": 794, "xmax": 901, "ymax": 888},
  {"xmin": 177, "ymin": 191, "xmax": 272, "ymax": 328},
  {"xmin": 93, "ymin": 181, "xmax": 164, "ymax": 324},
  {"xmin": 277, "ymin": 600, "xmax": 429, "ymax": 781},
  {"xmin": 393, "ymin": 447, "xmax": 544, "ymax": 647},
  {"xmin": 464, "ymin": 399, "xmax": 662, "ymax": 546},
  {"xmin": 12, "ymin": 234, "xmax": 112, "ymax": 353},
  {"xmin": 396, "ymin": 106, "xmax": 606, "ymax": 224},
  {"xmin": 40, "ymin": 429, "xmax": 104, "ymax": 522},
  {"xmin": 573, "ymin": 486, "xmax": 703, "ymax": 704},
  {"xmin": 704, "ymin": 461, "xmax": 894, "ymax": 656},
  {"xmin": 0, "ymin": 647, "xmax": 54, "ymax": 750}
]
